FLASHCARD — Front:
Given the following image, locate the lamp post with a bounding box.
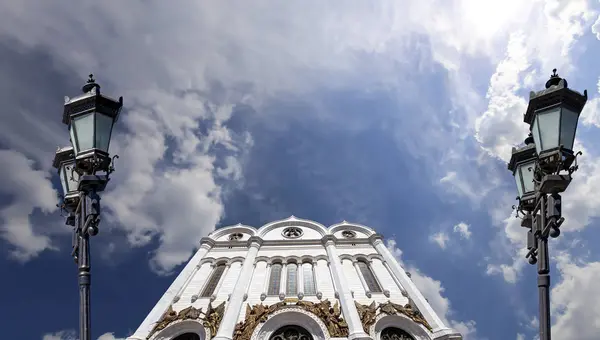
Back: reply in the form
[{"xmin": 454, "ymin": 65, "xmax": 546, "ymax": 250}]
[
  {"xmin": 508, "ymin": 69, "xmax": 587, "ymax": 340},
  {"xmin": 53, "ymin": 74, "xmax": 123, "ymax": 340}
]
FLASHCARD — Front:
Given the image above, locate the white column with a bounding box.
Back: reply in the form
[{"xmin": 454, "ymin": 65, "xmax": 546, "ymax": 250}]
[
  {"xmin": 129, "ymin": 238, "xmax": 214, "ymax": 340},
  {"xmin": 381, "ymin": 260, "xmax": 406, "ymax": 294},
  {"xmin": 322, "ymin": 236, "xmax": 371, "ymax": 340},
  {"xmin": 298, "ymin": 262, "xmax": 304, "ymax": 297},
  {"xmin": 262, "ymin": 262, "xmax": 271, "ymax": 296},
  {"xmin": 352, "ymin": 260, "xmax": 371, "ymax": 296},
  {"xmin": 213, "ymin": 237, "xmax": 262, "ymax": 340},
  {"xmin": 370, "ymin": 235, "xmax": 459, "ymax": 338},
  {"xmin": 214, "ymin": 263, "xmax": 232, "ymax": 297},
  {"xmin": 280, "ymin": 263, "xmax": 287, "ymax": 297}
]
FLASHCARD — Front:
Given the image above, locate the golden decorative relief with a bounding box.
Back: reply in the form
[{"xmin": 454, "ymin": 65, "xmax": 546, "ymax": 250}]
[
  {"xmin": 378, "ymin": 301, "xmax": 432, "ymax": 332},
  {"xmin": 147, "ymin": 305, "xmax": 204, "ymax": 339},
  {"xmin": 355, "ymin": 301, "xmax": 377, "ymax": 333},
  {"xmin": 233, "ymin": 300, "xmax": 349, "ymax": 340},
  {"xmin": 203, "ymin": 302, "xmax": 227, "ymax": 338}
]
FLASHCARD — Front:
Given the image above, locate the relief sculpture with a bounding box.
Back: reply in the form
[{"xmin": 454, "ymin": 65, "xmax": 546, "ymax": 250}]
[
  {"xmin": 233, "ymin": 300, "xmax": 349, "ymax": 340},
  {"xmin": 378, "ymin": 301, "xmax": 432, "ymax": 332},
  {"xmin": 355, "ymin": 301, "xmax": 377, "ymax": 333},
  {"xmin": 147, "ymin": 305, "xmax": 204, "ymax": 339},
  {"xmin": 203, "ymin": 302, "xmax": 227, "ymax": 338}
]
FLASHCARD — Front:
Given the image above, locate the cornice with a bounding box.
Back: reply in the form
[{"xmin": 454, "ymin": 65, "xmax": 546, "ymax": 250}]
[
  {"xmin": 200, "ymin": 237, "xmax": 216, "ymax": 248},
  {"xmin": 368, "ymin": 233, "xmax": 384, "ymax": 245}
]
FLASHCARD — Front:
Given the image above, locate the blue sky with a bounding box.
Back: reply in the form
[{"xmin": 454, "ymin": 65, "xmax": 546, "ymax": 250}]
[{"xmin": 1, "ymin": 1, "xmax": 600, "ymax": 340}]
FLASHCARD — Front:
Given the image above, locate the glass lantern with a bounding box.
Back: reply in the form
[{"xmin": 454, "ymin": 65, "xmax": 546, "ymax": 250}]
[
  {"xmin": 62, "ymin": 75, "xmax": 123, "ymax": 173},
  {"xmin": 508, "ymin": 143, "xmax": 537, "ymax": 209},
  {"xmin": 52, "ymin": 146, "xmax": 80, "ymax": 206}
]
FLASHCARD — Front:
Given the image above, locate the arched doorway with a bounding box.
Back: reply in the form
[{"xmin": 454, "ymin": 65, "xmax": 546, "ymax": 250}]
[
  {"xmin": 173, "ymin": 333, "xmax": 201, "ymax": 340},
  {"xmin": 380, "ymin": 327, "xmax": 415, "ymax": 340},
  {"xmin": 269, "ymin": 325, "xmax": 313, "ymax": 340}
]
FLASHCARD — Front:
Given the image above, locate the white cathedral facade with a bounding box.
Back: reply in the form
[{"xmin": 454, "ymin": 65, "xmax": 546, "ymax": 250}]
[{"xmin": 127, "ymin": 217, "xmax": 462, "ymax": 340}]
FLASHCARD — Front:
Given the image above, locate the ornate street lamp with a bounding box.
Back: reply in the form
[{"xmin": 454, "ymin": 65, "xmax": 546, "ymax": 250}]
[
  {"xmin": 508, "ymin": 139, "xmax": 537, "ymax": 211},
  {"xmin": 53, "ymin": 74, "xmax": 123, "ymax": 340},
  {"xmin": 508, "ymin": 69, "xmax": 587, "ymax": 340},
  {"xmin": 63, "ymin": 74, "xmax": 123, "ymax": 176},
  {"xmin": 52, "ymin": 146, "xmax": 80, "ymax": 209},
  {"xmin": 524, "ymin": 69, "xmax": 587, "ymax": 173}
]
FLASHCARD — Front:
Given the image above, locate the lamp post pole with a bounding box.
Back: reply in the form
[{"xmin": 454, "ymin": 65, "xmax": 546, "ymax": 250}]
[
  {"xmin": 53, "ymin": 74, "xmax": 123, "ymax": 340},
  {"xmin": 508, "ymin": 69, "xmax": 588, "ymax": 340}
]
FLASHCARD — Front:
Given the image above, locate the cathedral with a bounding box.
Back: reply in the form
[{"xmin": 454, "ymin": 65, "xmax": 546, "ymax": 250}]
[{"xmin": 126, "ymin": 216, "xmax": 462, "ymax": 340}]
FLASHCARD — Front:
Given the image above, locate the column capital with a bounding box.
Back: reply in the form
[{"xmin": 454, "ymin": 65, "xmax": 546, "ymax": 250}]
[
  {"xmin": 247, "ymin": 236, "xmax": 263, "ymax": 248},
  {"xmin": 200, "ymin": 237, "xmax": 216, "ymax": 248},
  {"xmin": 321, "ymin": 235, "xmax": 337, "ymax": 246},
  {"xmin": 368, "ymin": 233, "xmax": 384, "ymax": 246}
]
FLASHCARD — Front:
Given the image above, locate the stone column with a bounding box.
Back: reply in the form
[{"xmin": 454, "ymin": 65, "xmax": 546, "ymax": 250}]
[
  {"xmin": 129, "ymin": 238, "xmax": 214, "ymax": 340},
  {"xmin": 280, "ymin": 263, "xmax": 287, "ymax": 298},
  {"xmin": 298, "ymin": 261, "xmax": 304, "ymax": 298},
  {"xmin": 352, "ymin": 260, "xmax": 372, "ymax": 297},
  {"xmin": 370, "ymin": 234, "xmax": 459, "ymax": 338},
  {"xmin": 322, "ymin": 235, "xmax": 371, "ymax": 340},
  {"xmin": 213, "ymin": 237, "xmax": 262, "ymax": 340}
]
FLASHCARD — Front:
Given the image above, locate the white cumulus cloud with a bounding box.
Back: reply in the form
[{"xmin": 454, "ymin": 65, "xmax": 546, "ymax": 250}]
[{"xmin": 387, "ymin": 240, "xmax": 478, "ymax": 339}]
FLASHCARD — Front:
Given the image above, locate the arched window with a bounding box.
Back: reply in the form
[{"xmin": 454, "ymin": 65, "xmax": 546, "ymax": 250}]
[
  {"xmin": 173, "ymin": 332, "xmax": 201, "ymax": 340},
  {"xmin": 357, "ymin": 260, "xmax": 382, "ymax": 293},
  {"xmin": 270, "ymin": 325, "xmax": 313, "ymax": 340},
  {"xmin": 286, "ymin": 263, "xmax": 299, "ymax": 295},
  {"xmin": 267, "ymin": 263, "xmax": 283, "ymax": 295},
  {"xmin": 200, "ymin": 263, "xmax": 226, "ymax": 297},
  {"xmin": 380, "ymin": 327, "xmax": 415, "ymax": 340},
  {"xmin": 302, "ymin": 262, "xmax": 316, "ymax": 295}
]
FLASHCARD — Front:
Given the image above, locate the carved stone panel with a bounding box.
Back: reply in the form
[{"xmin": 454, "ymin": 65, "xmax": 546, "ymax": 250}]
[
  {"xmin": 378, "ymin": 301, "xmax": 432, "ymax": 332},
  {"xmin": 234, "ymin": 300, "xmax": 349, "ymax": 340}
]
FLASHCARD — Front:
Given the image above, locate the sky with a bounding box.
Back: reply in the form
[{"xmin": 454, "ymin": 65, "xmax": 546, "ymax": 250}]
[{"xmin": 1, "ymin": 1, "xmax": 600, "ymax": 340}]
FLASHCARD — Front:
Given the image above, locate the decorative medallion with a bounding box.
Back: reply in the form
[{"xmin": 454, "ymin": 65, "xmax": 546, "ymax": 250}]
[
  {"xmin": 282, "ymin": 227, "xmax": 303, "ymax": 239},
  {"xmin": 234, "ymin": 300, "xmax": 349, "ymax": 340},
  {"xmin": 229, "ymin": 233, "xmax": 244, "ymax": 241},
  {"xmin": 341, "ymin": 230, "xmax": 356, "ymax": 238}
]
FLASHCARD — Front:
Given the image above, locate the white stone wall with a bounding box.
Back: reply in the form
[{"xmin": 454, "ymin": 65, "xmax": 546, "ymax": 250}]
[{"xmin": 128, "ymin": 217, "xmax": 461, "ymax": 340}]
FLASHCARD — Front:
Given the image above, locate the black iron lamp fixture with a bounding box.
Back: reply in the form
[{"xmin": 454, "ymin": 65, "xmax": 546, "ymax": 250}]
[
  {"xmin": 507, "ymin": 69, "xmax": 587, "ymax": 340},
  {"xmin": 52, "ymin": 146, "xmax": 80, "ymax": 209},
  {"xmin": 63, "ymin": 74, "xmax": 123, "ymax": 176},
  {"xmin": 524, "ymin": 69, "xmax": 587, "ymax": 173},
  {"xmin": 52, "ymin": 74, "xmax": 123, "ymax": 340}
]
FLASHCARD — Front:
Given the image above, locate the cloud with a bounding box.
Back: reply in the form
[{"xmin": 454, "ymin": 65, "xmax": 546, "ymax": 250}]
[
  {"xmin": 386, "ymin": 240, "xmax": 478, "ymax": 339},
  {"xmin": 42, "ymin": 330, "xmax": 125, "ymax": 340},
  {"xmin": 97, "ymin": 332, "xmax": 126, "ymax": 340},
  {"xmin": 453, "ymin": 222, "xmax": 472, "ymax": 239},
  {"xmin": 42, "ymin": 330, "xmax": 77, "ymax": 340},
  {"xmin": 430, "ymin": 232, "xmax": 450, "ymax": 250},
  {"xmin": 0, "ymin": 150, "xmax": 58, "ymax": 261},
  {"xmin": 592, "ymin": 14, "xmax": 600, "ymax": 40},
  {"xmin": 551, "ymin": 253, "xmax": 600, "ymax": 340}
]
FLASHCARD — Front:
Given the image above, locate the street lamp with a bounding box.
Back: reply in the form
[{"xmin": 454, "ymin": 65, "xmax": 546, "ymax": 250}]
[
  {"xmin": 53, "ymin": 74, "xmax": 123, "ymax": 340},
  {"xmin": 508, "ymin": 69, "xmax": 587, "ymax": 340}
]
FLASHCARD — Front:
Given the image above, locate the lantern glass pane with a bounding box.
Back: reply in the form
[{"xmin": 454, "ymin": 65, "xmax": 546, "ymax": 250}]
[
  {"xmin": 560, "ymin": 107, "xmax": 579, "ymax": 151},
  {"xmin": 65, "ymin": 163, "xmax": 80, "ymax": 193},
  {"xmin": 59, "ymin": 166, "xmax": 68, "ymax": 195},
  {"xmin": 95, "ymin": 112, "xmax": 114, "ymax": 153},
  {"xmin": 519, "ymin": 160, "xmax": 536, "ymax": 195},
  {"xmin": 535, "ymin": 107, "xmax": 561, "ymax": 153},
  {"xmin": 532, "ymin": 118, "xmax": 542, "ymax": 156},
  {"xmin": 73, "ymin": 113, "xmax": 95, "ymax": 153},
  {"xmin": 69, "ymin": 125, "xmax": 78, "ymax": 154}
]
